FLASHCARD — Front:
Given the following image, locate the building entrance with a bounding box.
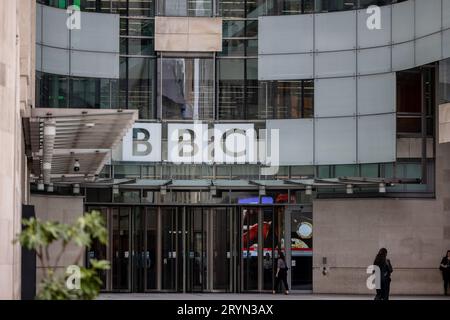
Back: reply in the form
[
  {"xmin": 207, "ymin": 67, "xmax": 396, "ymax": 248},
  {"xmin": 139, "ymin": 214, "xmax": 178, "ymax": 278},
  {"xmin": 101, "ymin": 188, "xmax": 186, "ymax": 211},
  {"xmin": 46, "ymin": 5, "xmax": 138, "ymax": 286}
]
[{"xmin": 87, "ymin": 205, "xmax": 312, "ymax": 293}]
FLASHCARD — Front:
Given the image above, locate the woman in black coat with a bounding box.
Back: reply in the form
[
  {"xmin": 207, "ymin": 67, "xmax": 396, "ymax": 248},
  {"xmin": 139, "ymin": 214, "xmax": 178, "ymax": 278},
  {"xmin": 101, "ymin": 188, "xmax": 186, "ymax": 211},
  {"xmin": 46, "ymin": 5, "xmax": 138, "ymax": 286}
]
[
  {"xmin": 373, "ymin": 248, "xmax": 393, "ymax": 300},
  {"xmin": 440, "ymin": 250, "xmax": 450, "ymax": 296},
  {"xmin": 273, "ymin": 251, "xmax": 289, "ymax": 295}
]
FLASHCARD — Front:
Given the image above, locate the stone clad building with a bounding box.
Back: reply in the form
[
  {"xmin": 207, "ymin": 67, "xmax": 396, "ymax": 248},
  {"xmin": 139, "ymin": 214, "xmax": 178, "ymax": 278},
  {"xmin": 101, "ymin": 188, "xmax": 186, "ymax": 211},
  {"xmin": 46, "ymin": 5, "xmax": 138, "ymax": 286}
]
[{"xmin": 2, "ymin": 0, "xmax": 450, "ymax": 298}]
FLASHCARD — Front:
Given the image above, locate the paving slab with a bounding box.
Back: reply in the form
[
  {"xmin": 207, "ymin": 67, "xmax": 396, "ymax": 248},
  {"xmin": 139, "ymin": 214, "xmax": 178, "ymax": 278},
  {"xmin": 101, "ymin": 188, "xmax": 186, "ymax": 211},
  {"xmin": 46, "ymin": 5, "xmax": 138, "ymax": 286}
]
[{"xmin": 98, "ymin": 293, "xmax": 450, "ymax": 300}]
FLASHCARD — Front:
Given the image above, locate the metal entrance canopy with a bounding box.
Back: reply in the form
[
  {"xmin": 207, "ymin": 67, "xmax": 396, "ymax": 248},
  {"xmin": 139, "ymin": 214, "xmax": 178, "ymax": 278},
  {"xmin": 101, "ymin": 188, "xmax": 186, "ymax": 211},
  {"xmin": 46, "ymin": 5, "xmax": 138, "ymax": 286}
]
[
  {"xmin": 25, "ymin": 108, "xmax": 138, "ymax": 185},
  {"xmin": 74, "ymin": 177, "xmax": 421, "ymax": 194}
]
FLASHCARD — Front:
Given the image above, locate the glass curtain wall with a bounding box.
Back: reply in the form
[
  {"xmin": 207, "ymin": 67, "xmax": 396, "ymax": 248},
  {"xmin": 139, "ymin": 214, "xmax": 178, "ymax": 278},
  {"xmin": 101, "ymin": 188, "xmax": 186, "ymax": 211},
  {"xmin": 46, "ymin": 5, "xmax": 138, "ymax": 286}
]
[
  {"xmin": 395, "ymin": 65, "xmax": 436, "ymax": 193},
  {"xmin": 36, "ymin": 0, "xmax": 156, "ymax": 112},
  {"xmin": 218, "ymin": 1, "xmax": 261, "ymax": 120},
  {"xmin": 120, "ymin": 1, "xmax": 156, "ymax": 119},
  {"xmin": 37, "ymin": 0, "xmax": 154, "ymax": 14}
]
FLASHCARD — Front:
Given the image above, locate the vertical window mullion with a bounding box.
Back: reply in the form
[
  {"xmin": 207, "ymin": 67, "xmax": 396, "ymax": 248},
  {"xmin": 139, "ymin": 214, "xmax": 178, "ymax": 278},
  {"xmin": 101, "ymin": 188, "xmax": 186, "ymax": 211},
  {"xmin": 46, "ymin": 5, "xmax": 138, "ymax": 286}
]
[{"xmin": 301, "ymin": 80, "xmax": 305, "ymax": 118}]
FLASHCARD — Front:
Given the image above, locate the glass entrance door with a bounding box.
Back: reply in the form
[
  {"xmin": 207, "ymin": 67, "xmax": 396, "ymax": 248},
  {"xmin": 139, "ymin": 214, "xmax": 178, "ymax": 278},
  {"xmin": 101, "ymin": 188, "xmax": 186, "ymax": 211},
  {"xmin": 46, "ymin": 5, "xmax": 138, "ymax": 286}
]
[
  {"xmin": 161, "ymin": 207, "xmax": 180, "ymax": 291},
  {"xmin": 186, "ymin": 208, "xmax": 208, "ymax": 292},
  {"xmin": 185, "ymin": 207, "xmax": 234, "ymax": 292},
  {"xmin": 212, "ymin": 207, "xmax": 233, "ymax": 292},
  {"xmin": 132, "ymin": 208, "xmax": 158, "ymax": 292},
  {"xmin": 288, "ymin": 206, "xmax": 313, "ymax": 291},
  {"xmin": 87, "ymin": 205, "xmax": 310, "ymax": 293},
  {"xmin": 262, "ymin": 207, "xmax": 284, "ymax": 291},
  {"xmin": 86, "ymin": 207, "xmax": 110, "ymax": 291},
  {"xmin": 112, "ymin": 208, "xmax": 131, "ymax": 291},
  {"xmin": 241, "ymin": 207, "xmax": 259, "ymax": 291},
  {"xmin": 240, "ymin": 206, "xmax": 285, "ymax": 292}
]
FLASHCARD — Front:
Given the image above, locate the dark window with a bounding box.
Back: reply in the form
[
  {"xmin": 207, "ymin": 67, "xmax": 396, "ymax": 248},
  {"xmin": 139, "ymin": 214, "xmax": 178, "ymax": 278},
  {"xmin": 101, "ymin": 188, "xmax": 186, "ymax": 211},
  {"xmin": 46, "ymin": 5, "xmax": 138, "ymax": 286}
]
[
  {"xmin": 219, "ymin": 0, "xmax": 245, "ymax": 18},
  {"xmin": 397, "ymin": 67, "xmax": 435, "ymax": 136},
  {"xmin": 86, "ymin": 188, "xmax": 112, "ymax": 202},
  {"xmin": 315, "ymin": 0, "xmax": 357, "ymax": 12},
  {"xmin": 69, "ymin": 77, "xmax": 118, "ymax": 109},
  {"xmin": 37, "ymin": 72, "xmax": 118, "ymax": 109},
  {"xmin": 221, "ymin": 19, "xmax": 258, "ymax": 58},
  {"xmin": 39, "ymin": 73, "xmax": 69, "ymax": 108},
  {"xmin": 218, "ymin": 58, "xmax": 264, "ymax": 120},
  {"xmin": 397, "ymin": 70, "xmax": 422, "ymax": 134},
  {"xmin": 217, "ymin": 59, "xmax": 245, "ymax": 119},
  {"xmin": 121, "ymin": 19, "xmax": 154, "ymax": 37},
  {"xmin": 114, "ymin": 189, "xmax": 141, "ymax": 203},
  {"xmin": 121, "ymin": 38, "xmax": 154, "ymax": 56},
  {"xmin": 261, "ymin": 80, "xmax": 314, "ymax": 119},
  {"xmin": 120, "ymin": 57, "xmax": 155, "ymax": 119},
  {"xmin": 114, "ymin": 165, "xmax": 141, "ymax": 179}
]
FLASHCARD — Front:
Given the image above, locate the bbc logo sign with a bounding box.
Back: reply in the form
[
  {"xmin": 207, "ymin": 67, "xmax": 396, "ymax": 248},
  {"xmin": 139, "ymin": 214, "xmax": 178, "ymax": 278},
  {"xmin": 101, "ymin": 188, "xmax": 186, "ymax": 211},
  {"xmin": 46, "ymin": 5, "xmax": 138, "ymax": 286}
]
[{"xmin": 122, "ymin": 122, "xmax": 279, "ymax": 169}]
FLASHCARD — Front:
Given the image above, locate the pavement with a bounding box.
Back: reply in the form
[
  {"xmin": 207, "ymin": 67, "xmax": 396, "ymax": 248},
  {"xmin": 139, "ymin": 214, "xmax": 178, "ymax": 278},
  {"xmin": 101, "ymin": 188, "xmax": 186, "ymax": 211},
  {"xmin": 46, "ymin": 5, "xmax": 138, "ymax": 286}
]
[{"xmin": 98, "ymin": 293, "xmax": 450, "ymax": 300}]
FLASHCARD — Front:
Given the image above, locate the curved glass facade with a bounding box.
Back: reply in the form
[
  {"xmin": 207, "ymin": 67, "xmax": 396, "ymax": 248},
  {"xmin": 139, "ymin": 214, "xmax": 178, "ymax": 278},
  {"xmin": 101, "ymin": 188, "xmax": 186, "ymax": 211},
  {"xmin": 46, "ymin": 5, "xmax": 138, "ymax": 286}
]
[
  {"xmin": 38, "ymin": 0, "xmax": 408, "ymax": 15},
  {"xmin": 36, "ymin": 0, "xmax": 435, "ymax": 195}
]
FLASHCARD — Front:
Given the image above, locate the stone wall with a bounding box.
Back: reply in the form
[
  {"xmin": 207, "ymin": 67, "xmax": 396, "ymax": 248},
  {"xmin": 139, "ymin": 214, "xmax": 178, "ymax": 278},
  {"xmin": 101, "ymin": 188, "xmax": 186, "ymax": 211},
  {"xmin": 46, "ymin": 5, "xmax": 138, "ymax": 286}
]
[
  {"xmin": 313, "ymin": 105, "xmax": 450, "ymax": 295},
  {"xmin": 0, "ymin": 0, "xmax": 35, "ymax": 300},
  {"xmin": 30, "ymin": 195, "xmax": 85, "ymax": 287}
]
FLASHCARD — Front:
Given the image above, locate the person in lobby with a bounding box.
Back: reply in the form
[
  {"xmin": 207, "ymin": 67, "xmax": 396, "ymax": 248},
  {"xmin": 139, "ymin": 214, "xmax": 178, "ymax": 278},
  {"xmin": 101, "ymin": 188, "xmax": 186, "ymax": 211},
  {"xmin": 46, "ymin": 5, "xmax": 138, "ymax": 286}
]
[
  {"xmin": 373, "ymin": 248, "xmax": 393, "ymax": 300},
  {"xmin": 273, "ymin": 251, "xmax": 289, "ymax": 295},
  {"xmin": 440, "ymin": 250, "xmax": 450, "ymax": 295},
  {"xmin": 263, "ymin": 252, "xmax": 273, "ymax": 290}
]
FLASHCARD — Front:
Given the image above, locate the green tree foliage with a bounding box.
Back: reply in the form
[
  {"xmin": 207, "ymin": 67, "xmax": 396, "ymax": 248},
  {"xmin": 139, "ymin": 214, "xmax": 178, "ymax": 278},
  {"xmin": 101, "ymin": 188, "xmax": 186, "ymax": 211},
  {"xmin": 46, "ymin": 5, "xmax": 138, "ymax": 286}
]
[{"xmin": 15, "ymin": 210, "xmax": 110, "ymax": 300}]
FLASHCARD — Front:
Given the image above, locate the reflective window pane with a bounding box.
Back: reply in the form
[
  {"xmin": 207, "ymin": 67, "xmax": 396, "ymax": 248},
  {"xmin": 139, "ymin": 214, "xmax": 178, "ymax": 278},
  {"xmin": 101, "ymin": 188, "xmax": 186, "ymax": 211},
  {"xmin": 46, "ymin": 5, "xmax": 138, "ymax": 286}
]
[
  {"xmin": 220, "ymin": 39, "xmax": 246, "ymax": 56},
  {"xmin": 219, "ymin": 0, "xmax": 245, "ymax": 18},
  {"xmin": 246, "ymin": 59, "xmax": 261, "ymax": 119},
  {"xmin": 247, "ymin": 39, "xmax": 258, "ymax": 56},
  {"xmin": 265, "ymin": 81, "xmax": 302, "ymax": 119},
  {"xmin": 315, "ymin": 0, "xmax": 357, "ymax": 12},
  {"xmin": 122, "ymin": 38, "xmax": 154, "ymax": 56},
  {"xmin": 246, "ymin": 20, "xmax": 258, "ymax": 37},
  {"xmin": 114, "ymin": 165, "xmax": 141, "ymax": 179},
  {"xmin": 70, "ymin": 77, "xmax": 115, "ymax": 108},
  {"xmin": 78, "ymin": 0, "xmax": 116, "ymax": 12},
  {"xmin": 218, "ymin": 59, "xmax": 245, "ymax": 119},
  {"xmin": 128, "ymin": 19, "xmax": 154, "ymax": 36},
  {"xmin": 40, "ymin": 73, "xmax": 69, "ymax": 108},
  {"xmin": 361, "ymin": 164, "xmax": 380, "ymax": 178},
  {"xmin": 261, "ymin": 80, "xmax": 314, "ymax": 119},
  {"xmin": 159, "ymin": 58, "xmax": 214, "ymax": 120},
  {"xmin": 128, "ymin": 0, "xmax": 154, "ymax": 16},
  {"xmin": 127, "ymin": 57, "xmax": 155, "ymax": 119},
  {"xmin": 112, "ymin": 0, "xmax": 128, "ymax": 15},
  {"xmin": 188, "ymin": 0, "xmax": 213, "ymax": 16},
  {"xmin": 223, "ymin": 20, "xmax": 245, "ymax": 38},
  {"xmin": 303, "ymin": 80, "xmax": 314, "ymax": 118},
  {"xmin": 270, "ymin": 0, "xmax": 303, "ymax": 15},
  {"xmin": 158, "ymin": 0, "xmax": 212, "ymax": 16}
]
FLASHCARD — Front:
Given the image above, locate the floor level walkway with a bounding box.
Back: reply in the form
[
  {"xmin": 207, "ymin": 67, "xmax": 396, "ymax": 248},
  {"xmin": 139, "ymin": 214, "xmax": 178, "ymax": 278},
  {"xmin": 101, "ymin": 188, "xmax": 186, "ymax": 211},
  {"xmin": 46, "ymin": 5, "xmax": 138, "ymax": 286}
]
[{"xmin": 98, "ymin": 293, "xmax": 450, "ymax": 300}]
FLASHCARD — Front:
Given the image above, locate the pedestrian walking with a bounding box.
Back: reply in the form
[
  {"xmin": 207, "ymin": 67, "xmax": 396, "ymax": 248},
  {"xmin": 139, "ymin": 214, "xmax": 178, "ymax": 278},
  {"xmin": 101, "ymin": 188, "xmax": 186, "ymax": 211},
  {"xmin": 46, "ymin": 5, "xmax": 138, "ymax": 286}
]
[
  {"xmin": 440, "ymin": 250, "xmax": 450, "ymax": 296},
  {"xmin": 273, "ymin": 251, "xmax": 289, "ymax": 295},
  {"xmin": 373, "ymin": 248, "xmax": 393, "ymax": 300}
]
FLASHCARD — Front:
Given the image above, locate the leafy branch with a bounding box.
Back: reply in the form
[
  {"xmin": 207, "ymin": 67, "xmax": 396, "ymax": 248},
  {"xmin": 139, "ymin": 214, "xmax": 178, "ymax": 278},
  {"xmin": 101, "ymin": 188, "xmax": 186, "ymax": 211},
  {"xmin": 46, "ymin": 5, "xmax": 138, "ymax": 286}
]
[{"xmin": 15, "ymin": 210, "xmax": 110, "ymax": 300}]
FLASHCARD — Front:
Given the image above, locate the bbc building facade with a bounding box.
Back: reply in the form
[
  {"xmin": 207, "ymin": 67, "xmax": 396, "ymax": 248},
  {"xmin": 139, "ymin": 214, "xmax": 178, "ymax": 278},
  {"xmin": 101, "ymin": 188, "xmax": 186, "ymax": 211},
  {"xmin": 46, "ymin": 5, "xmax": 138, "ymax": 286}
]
[{"xmin": 28, "ymin": 0, "xmax": 450, "ymax": 295}]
